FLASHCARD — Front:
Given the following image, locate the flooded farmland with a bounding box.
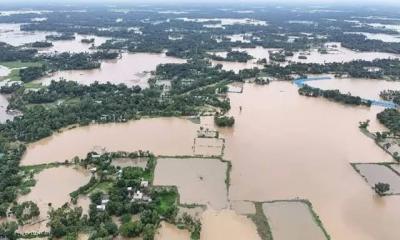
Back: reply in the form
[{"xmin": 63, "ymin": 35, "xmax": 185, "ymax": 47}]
[
  {"xmin": 354, "ymin": 163, "xmax": 400, "ymax": 194},
  {"xmin": 21, "ymin": 82, "xmax": 400, "ymax": 240},
  {"xmin": 224, "ymin": 82, "xmax": 398, "ymax": 240},
  {"xmin": 155, "ymin": 222, "xmax": 191, "ymax": 240},
  {"xmin": 263, "ymin": 201, "xmax": 328, "ymax": 240},
  {"xmin": 287, "ymin": 42, "xmax": 399, "ymax": 63},
  {"xmin": 38, "ymin": 33, "xmax": 110, "ymax": 54},
  {"xmin": 18, "ymin": 166, "xmax": 90, "ymax": 232},
  {"xmin": 21, "ymin": 117, "xmax": 197, "ymax": 165},
  {"xmin": 18, "ymin": 81, "xmax": 400, "ymax": 240},
  {"xmin": 0, "ymin": 23, "xmax": 52, "ymax": 46},
  {"xmin": 35, "ymin": 52, "xmax": 186, "ymax": 87},
  {"xmin": 200, "ymin": 209, "xmax": 261, "ymax": 240},
  {"xmin": 154, "ymin": 157, "xmax": 228, "ymax": 209},
  {"xmin": 306, "ymin": 77, "xmax": 400, "ymax": 100}
]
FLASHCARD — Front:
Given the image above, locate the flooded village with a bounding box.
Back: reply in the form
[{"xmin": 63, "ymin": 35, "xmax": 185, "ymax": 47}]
[{"xmin": 1, "ymin": 2, "xmax": 400, "ymax": 240}]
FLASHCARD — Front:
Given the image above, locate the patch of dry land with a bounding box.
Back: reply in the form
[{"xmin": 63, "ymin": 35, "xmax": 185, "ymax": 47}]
[{"xmin": 153, "ymin": 157, "xmax": 228, "ymax": 209}]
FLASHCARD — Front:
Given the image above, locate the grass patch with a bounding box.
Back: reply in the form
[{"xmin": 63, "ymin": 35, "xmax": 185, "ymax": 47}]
[
  {"xmin": 0, "ymin": 61, "xmax": 43, "ymax": 69},
  {"xmin": 249, "ymin": 202, "xmax": 273, "ymax": 240},
  {"xmin": 154, "ymin": 189, "xmax": 178, "ymax": 216},
  {"xmin": 85, "ymin": 180, "xmax": 113, "ymax": 194},
  {"xmin": 24, "ymin": 82, "xmax": 44, "ymax": 89}
]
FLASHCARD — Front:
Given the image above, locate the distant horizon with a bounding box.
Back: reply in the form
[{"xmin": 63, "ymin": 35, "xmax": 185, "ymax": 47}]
[{"xmin": 1, "ymin": 0, "xmax": 400, "ymax": 8}]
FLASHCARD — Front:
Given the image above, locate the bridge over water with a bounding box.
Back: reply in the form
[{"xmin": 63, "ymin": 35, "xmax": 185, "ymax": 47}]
[{"xmin": 293, "ymin": 77, "xmax": 399, "ymax": 109}]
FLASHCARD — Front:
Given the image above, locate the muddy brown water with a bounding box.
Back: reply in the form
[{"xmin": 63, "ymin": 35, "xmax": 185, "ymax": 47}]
[
  {"xmin": 354, "ymin": 163, "xmax": 400, "ymax": 194},
  {"xmin": 306, "ymin": 77, "xmax": 400, "ymax": 100},
  {"xmin": 263, "ymin": 201, "xmax": 327, "ymax": 240},
  {"xmin": 18, "ymin": 166, "xmax": 91, "ymax": 232},
  {"xmin": 154, "ymin": 157, "xmax": 228, "ymax": 210},
  {"xmin": 35, "ymin": 52, "xmax": 186, "ymax": 87},
  {"xmin": 20, "ymin": 81, "xmax": 400, "ymax": 239}
]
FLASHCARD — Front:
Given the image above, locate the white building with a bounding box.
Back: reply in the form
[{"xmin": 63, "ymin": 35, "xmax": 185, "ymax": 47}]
[
  {"xmin": 140, "ymin": 180, "xmax": 149, "ymax": 188},
  {"xmin": 133, "ymin": 190, "xmax": 143, "ymax": 200}
]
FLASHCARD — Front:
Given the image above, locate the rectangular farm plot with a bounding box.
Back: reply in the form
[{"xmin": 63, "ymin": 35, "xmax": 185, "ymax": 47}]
[
  {"xmin": 193, "ymin": 138, "xmax": 225, "ymax": 157},
  {"xmin": 193, "ymin": 137, "xmax": 224, "ymax": 156},
  {"xmin": 262, "ymin": 201, "xmax": 329, "ymax": 240},
  {"xmin": 353, "ymin": 163, "xmax": 400, "ymax": 195},
  {"xmin": 153, "ymin": 157, "xmax": 228, "ymax": 210}
]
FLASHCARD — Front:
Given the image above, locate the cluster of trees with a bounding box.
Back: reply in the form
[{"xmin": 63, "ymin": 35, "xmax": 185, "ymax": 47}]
[
  {"xmin": 10, "ymin": 201, "xmax": 40, "ymax": 225},
  {"xmin": 0, "ymin": 42, "xmax": 37, "ymax": 61},
  {"xmin": 81, "ymin": 38, "xmax": 95, "ymax": 44},
  {"xmin": 155, "ymin": 59, "xmax": 240, "ymax": 95},
  {"xmin": 0, "ymin": 83, "xmax": 22, "ymax": 94},
  {"xmin": 298, "ymin": 85, "xmax": 372, "ymax": 106},
  {"xmin": 330, "ymin": 33, "xmax": 400, "ymax": 54},
  {"xmin": 210, "ymin": 51, "xmax": 253, "ymax": 63},
  {"xmin": 45, "ymin": 33, "xmax": 75, "ymax": 41},
  {"xmin": 264, "ymin": 59, "xmax": 400, "ymax": 80},
  {"xmin": 45, "ymin": 151, "xmax": 198, "ymax": 239},
  {"xmin": 43, "ymin": 52, "xmax": 101, "ymax": 70},
  {"xmin": 380, "ymin": 90, "xmax": 400, "ymax": 105},
  {"xmin": 30, "ymin": 41, "xmax": 53, "ymax": 48},
  {"xmin": 377, "ymin": 109, "xmax": 400, "ymax": 135},
  {"xmin": 3, "ymin": 77, "xmax": 230, "ymax": 142},
  {"xmin": 269, "ymin": 51, "xmax": 293, "ymax": 62},
  {"xmin": 41, "ymin": 51, "xmax": 119, "ymax": 72},
  {"xmin": 19, "ymin": 66, "xmax": 46, "ymax": 83},
  {"xmin": 375, "ymin": 182, "xmax": 390, "ymax": 196},
  {"xmin": 214, "ymin": 115, "xmax": 235, "ymax": 127}
]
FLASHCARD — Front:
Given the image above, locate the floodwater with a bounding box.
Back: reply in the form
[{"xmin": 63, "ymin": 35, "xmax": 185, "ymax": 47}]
[
  {"xmin": 200, "ymin": 209, "xmax": 261, "ymax": 240},
  {"xmin": 0, "ymin": 94, "xmax": 14, "ymax": 123},
  {"xmin": 369, "ymin": 23, "xmax": 400, "ymax": 33},
  {"xmin": 0, "ymin": 23, "xmax": 53, "ymax": 46},
  {"xmin": 178, "ymin": 17, "xmax": 267, "ymax": 26},
  {"xmin": 18, "ymin": 81, "xmax": 400, "ymax": 239},
  {"xmin": 35, "ymin": 52, "xmax": 186, "ymax": 87},
  {"xmin": 38, "ymin": 33, "xmax": 110, "ymax": 54},
  {"xmin": 262, "ymin": 201, "xmax": 327, "ymax": 240},
  {"xmin": 193, "ymin": 137, "xmax": 224, "ymax": 156},
  {"xmin": 154, "ymin": 157, "xmax": 228, "ymax": 210},
  {"xmin": 306, "ymin": 77, "xmax": 400, "ymax": 100},
  {"xmin": 287, "ymin": 42, "xmax": 399, "ymax": 64},
  {"xmin": 155, "ymin": 222, "xmax": 191, "ymax": 240},
  {"xmin": 349, "ymin": 32, "xmax": 400, "ymax": 43},
  {"xmin": 210, "ymin": 47, "xmax": 279, "ymax": 73},
  {"xmin": 0, "ymin": 66, "xmax": 13, "ymax": 122},
  {"xmin": 224, "ymin": 82, "xmax": 398, "ymax": 240},
  {"xmin": 18, "ymin": 166, "xmax": 90, "ymax": 232},
  {"xmin": 354, "ymin": 164, "xmax": 400, "ymax": 194},
  {"xmin": 21, "ymin": 117, "xmax": 197, "ymax": 166}
]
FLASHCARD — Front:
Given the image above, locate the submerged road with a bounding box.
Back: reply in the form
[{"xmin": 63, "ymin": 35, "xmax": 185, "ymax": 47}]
[{"xmin": 293, "ymin": 76, "xmax": 399, "ymax": 109}]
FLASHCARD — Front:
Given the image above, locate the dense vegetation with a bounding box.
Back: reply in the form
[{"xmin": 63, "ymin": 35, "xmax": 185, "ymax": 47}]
[
  {"xmin": 298, "ymin": 85, "xmax": 372, "ymax": 106},
  {"xmin": 19, "ymin": 66, "xmax": 46, "ymax": 82},
  {"xmin": 380, "ymin": 90, "xmax": 400, "ymax": 105},
  {"xmin": 265, "ymin": 59, "xmax": 400, "ymax": 80},
  {"xmin": 31, "ymin": 41, "xmax": 53, "ymax": 48},
  {"xmin": 210, "ymin": 51, "xmax": 253, "ymax": 62},
  {"xmin": 377, "ymin": 109, "xmax": 400, "ymax": 135},
  {"xmin": 44, "ymin": 151, "xmax": 201, "ymax": 239},
  {"xmin": 2, "ymin": 4, "xmax": 400, "ymax": 239},
  {"xmin": 214, "ymin": 115, "xmax": 235, "ymax": 127}
]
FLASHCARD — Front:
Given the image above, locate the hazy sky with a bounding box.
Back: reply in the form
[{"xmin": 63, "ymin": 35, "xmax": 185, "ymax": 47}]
[{"xmin": 1, "ymin": 0, "xmax": 400, "ymax": 7}]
